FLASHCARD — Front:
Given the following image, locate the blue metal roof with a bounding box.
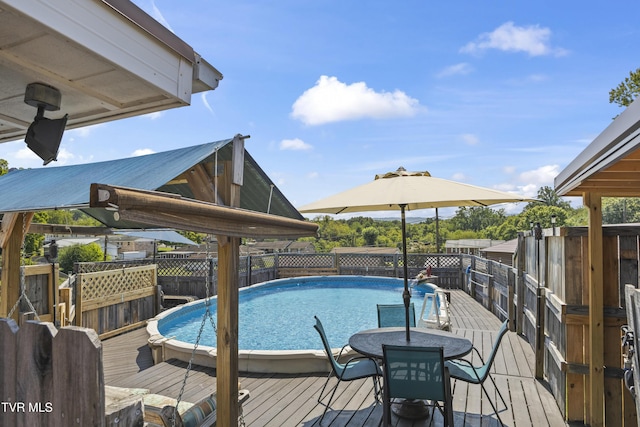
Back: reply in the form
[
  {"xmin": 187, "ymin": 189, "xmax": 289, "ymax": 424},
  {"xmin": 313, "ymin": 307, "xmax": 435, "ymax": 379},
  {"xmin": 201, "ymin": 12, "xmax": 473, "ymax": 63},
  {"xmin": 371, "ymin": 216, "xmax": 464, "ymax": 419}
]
[{"xmin": 0, "ymin": 138, "xmax": 303, "ymax": 227}]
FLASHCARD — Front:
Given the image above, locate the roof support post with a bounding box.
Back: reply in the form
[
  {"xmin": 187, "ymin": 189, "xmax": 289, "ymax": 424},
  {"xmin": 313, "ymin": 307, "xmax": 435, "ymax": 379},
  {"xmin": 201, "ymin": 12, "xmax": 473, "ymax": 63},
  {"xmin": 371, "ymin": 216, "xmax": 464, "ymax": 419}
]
[
  {"xmin": 0, "ymin": 212, "xmax": 33, "ymax": 321},
  {"xmin": 216, "ymin": 235, "xmax": 239, "ymax": 425},
  {"xmin": 585, "ymin": 192, "xmax": 604, "ymax": 427},
  {"xmin": 216, "ymin": 134, "xmax": 245, "ymax": 426}
]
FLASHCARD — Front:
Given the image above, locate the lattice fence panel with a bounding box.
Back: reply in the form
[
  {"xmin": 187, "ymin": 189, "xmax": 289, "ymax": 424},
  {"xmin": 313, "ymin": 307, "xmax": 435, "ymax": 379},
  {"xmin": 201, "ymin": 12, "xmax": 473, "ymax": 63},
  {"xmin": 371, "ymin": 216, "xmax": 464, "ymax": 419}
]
[
  {"xmin": 80, "ymin": 265, "xmax": 156, "ymax": 301},
  {"xmin": 158, "ymin": 259, "xmax": 209, "ymax": 277},
  {"xmin": 251, "ymin": 254, "xmax": 276, "ymax": 269},
  {"xmin": 76, "ymin": 259, "xmax": 153, "ymax": 274},
  {"xmin": 437, "ymin": 255, "xmax": 463, "ymax": 268},
  {"xmin": 338, "ymin": 254, "xmax": 396, "ymax": 268},
  {"xmin": 277, "ymin": 253, "xmax": 336, "ymax": 268}
]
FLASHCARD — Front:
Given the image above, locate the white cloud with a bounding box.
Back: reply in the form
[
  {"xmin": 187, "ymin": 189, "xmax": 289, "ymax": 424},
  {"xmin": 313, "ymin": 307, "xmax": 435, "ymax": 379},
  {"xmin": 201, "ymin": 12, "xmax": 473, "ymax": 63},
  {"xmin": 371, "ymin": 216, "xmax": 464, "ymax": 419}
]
[
  {"xmin": 201, "ymin": 93, "xmax": 215, "ymax": 116},
  {"xmin": 291, "ymin": 76, "xmax": 421, "ymax": 125},
  {"xmin": 149, "ymin": 0, "xmax": 174, "ymax": 32},
  {"xmin": 144, "ymin": 111, "xmax": 164, "ymax": 120},
  {"xmin": 66, "ymin": 123, "xmax": 106, "ymax": 140},
  {"xmin": 15, "ymin": 146, "xmax": 40, "ymax": 161},
  {"xmin": 451, "ymin": 172, "xmax": 468, "ymax": 181},
  {"xmin": 55, "ymin": 147, "xmax": 75, "ymax": 164},
  {"xmin": 132, "ymin": 148, "xmax": 155, "ymax": 156},
  {"xmin": 437, "ymin": 63, "xmax": 473, "ymax": 78},
  {"xmin": 307, "ymin": 171, "xmax": 319, "ymax": 179},
  {"xmin": 461, "ymin": 22, "xmax": 567, "ymax": 57},
  {"xmin": 280, "ymin": 138, "xmax": 312, "ymax": 151},
  {"xmin": 517, "ymin": 164, "xmax": 560, "ymax": 194},
  {"xmin": 13, "ymin": 145, "xmax": 75, "ymax": 166},
  {"xmin": 460, "ymin": 134, "xmax": 479, "ymax": 145}
]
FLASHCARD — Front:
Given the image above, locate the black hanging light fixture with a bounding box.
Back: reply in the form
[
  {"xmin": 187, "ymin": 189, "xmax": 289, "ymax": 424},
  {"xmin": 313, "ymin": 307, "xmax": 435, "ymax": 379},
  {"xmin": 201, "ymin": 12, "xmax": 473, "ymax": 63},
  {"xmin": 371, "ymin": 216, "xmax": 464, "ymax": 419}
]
[{"xmin": 24, "ymin": 82, "xmax": 68, "ymax": 165}]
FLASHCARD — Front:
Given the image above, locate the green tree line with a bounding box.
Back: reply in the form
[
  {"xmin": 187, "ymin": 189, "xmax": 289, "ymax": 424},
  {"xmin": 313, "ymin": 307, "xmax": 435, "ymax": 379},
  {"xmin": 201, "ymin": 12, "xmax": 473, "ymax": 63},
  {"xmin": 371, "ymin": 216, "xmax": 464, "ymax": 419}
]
[{"xmin": 300, "ymin": 186, "xmax": 640, "ymax": 253}]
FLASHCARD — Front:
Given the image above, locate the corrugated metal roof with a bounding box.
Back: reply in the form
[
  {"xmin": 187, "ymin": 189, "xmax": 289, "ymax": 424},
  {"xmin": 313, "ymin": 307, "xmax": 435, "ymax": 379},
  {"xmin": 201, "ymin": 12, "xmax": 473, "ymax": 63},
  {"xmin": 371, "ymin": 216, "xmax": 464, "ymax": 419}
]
[{"xmin": 0, "ymin": 138, "xmax": 303, "ymax": 228}]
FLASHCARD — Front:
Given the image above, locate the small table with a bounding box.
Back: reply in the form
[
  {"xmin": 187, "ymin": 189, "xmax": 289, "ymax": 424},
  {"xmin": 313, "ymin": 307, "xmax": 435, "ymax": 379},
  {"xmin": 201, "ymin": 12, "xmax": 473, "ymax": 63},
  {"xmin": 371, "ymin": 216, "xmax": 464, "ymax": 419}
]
[{"xmin": 349, "ymin": 327, "xmax": 472, "ymax": 419}]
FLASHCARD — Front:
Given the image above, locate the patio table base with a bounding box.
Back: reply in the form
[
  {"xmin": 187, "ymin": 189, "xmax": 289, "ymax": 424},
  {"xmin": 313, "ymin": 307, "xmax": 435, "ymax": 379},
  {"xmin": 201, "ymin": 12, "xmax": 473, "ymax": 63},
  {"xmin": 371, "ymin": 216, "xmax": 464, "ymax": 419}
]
[{"xmin": 391, "ymin": 398, "xmax": 431, "ymax": 419}]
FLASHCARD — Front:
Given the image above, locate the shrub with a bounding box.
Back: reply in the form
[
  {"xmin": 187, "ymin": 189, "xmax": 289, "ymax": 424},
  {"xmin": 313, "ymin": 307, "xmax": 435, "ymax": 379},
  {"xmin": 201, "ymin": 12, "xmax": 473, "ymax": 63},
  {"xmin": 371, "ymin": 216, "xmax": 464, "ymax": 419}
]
[{"xmin": 58, "ymin": 243, "xmax": 103, "ymax": 273}]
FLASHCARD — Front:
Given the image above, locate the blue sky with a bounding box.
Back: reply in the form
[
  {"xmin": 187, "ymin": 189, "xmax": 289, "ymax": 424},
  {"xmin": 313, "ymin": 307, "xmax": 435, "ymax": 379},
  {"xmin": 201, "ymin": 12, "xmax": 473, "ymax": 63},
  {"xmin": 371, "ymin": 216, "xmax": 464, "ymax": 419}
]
[{"xmin": 3, "ymin": 1, "xmax": 639, "ymax": 219}]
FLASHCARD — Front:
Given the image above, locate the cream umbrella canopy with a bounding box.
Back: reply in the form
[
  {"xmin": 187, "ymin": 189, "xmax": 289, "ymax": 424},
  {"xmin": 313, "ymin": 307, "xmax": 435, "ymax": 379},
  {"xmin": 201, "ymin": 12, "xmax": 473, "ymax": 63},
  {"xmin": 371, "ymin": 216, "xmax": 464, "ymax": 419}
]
[{"xmin": 298, "ymin": 167, "xmax": 533, "ymax": 341}]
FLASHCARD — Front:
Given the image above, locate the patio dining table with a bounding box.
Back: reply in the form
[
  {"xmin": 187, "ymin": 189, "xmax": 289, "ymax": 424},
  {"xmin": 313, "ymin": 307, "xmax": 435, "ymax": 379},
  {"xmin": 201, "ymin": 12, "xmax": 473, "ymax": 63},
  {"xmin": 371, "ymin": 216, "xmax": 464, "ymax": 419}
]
[
  {"xmin": 349, "ymin": 327, "xmax": 473, "ymax": 419},
  {"xmin": 349, "ymin": 327, "xmax": 472, "ymax": 360}
]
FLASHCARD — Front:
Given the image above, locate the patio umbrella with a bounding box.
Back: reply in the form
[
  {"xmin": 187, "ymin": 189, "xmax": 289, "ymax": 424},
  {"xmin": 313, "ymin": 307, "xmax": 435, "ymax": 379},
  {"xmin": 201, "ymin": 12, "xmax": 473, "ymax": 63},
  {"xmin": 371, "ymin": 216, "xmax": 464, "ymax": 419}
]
[{"xmin": 298, "ymin": 167, "xmax": 533, "ymax": 341}]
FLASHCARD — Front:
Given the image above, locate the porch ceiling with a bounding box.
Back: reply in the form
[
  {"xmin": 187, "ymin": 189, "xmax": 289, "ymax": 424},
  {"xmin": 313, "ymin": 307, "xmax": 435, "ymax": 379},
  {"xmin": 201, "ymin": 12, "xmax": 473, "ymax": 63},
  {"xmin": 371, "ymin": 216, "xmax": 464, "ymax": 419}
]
[{"xmin": 0, "ymin": 0, "xmax": 222, "ymax": 144}]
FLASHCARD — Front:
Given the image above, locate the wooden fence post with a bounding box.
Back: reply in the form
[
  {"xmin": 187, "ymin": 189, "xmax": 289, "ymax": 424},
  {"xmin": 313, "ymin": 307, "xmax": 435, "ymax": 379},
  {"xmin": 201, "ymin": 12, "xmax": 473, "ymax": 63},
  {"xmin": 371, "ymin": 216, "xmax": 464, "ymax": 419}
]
[
  {"xmin": 507, "ymin": 267, "xmax": 515, "ymax": 330},
  {"xmin": 75, "ymin": 273, "xmax": 83, "ymax": 327},
  {"xmin": 17, "ymin": 321, "xmax": 57, "ymax": 426},
  {"xmin": 0, "ymin": 319, "xmax": 18, "ymax": 427},
  {"xmin": 487, "ymin": 261, "xmax": 494, "ymax": 313},
  {"xmin": 516, "ymin": 232, "xmax": 526, "ymax": 334},
  {"xmin": 535, "ymin": 286, "xmax": 546, "ymax": 380},
  {"xmin": 53, "ymin": 326, "xmax": 104, "ymax": 427}
]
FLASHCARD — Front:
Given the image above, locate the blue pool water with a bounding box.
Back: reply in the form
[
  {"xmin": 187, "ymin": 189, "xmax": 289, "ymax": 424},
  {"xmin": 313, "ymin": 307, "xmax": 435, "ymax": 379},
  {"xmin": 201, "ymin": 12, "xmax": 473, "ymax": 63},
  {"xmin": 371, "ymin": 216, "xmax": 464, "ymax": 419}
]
[{"xmin": 158, "ymin": 275, "xmax": 436, "ymax": 351}]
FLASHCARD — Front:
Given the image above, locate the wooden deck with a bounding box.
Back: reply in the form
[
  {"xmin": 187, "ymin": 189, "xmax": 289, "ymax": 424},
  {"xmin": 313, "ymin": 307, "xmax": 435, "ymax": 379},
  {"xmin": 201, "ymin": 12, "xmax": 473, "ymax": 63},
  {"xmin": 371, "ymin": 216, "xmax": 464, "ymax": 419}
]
[{"xmin": 103, "ymin": 290, "xmax": 568, "ymax": 426}]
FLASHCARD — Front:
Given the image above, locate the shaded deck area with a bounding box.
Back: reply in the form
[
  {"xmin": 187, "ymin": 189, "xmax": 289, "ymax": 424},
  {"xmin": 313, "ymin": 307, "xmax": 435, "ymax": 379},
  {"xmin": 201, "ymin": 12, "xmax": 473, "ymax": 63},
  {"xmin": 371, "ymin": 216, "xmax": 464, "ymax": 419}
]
[{"xmin": 103, "ymin": 290, "xmax": 567, "ymax": 426}]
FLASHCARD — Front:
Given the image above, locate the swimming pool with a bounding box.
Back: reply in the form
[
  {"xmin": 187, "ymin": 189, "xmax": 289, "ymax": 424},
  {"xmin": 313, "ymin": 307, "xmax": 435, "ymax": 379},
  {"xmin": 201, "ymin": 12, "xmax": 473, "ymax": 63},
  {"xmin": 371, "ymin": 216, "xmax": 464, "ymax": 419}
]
[{"xmin": 147, "ymin": 275, "xmax": 439, "ymax": 373}]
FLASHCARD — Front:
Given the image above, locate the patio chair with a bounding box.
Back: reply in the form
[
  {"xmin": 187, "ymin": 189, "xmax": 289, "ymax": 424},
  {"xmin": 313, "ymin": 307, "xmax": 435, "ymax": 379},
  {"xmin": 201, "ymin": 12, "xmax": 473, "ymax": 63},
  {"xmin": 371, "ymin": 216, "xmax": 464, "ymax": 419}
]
[
  {"xmin": 381, "ymin": 345, "xmax": 454, "ymax": 427},
  {"xmin": 377, "ymin": 303, "xmax": 416, "ymax": 328},
  {"xmin": 445, "ymin": 319, "xmax": 509, "ymax": 426},
  {"xmin": 417, "ymin": 287, "xmax": 451, "ymax": 331},
  {"xmin": 313, "ymin": 316, "xmax": 382, "ymax": 422}
]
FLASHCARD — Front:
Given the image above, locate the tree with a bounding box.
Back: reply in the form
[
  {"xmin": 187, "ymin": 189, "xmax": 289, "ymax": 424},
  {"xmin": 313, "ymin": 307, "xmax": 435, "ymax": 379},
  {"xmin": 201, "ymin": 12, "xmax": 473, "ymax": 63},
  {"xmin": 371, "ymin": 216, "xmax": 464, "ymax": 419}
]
[
  {"xmin": 58, "ymin": 243, "xmax": 104, "ymax": 273},
  {"xmin": 449, "ymin": 206, "xmax": 506, "ymax": 232},
  {"xmin": 602, "ymin": 197, "xmax": 640, "ymax": 224},
  {"xmin": 361, "ymin": 226, "xmax": 379, "ymax": 246},
  {"xmin": 520, "ymin": 205, "xmax": 568, "ymax": 229},
  {"xmin": 0, "ymin": 159, "xmax": 8, "ymax": 176},
  {"xmin": 524, "ymin": 186, "xmax": 572, "ymax": 210},
  {"xmin": 23, "ymin": 234, "xmax": 44, "ymax": 258},
  {"xmin": 610, "ymin": 68, "xmax": 640, "ymax": 108}
]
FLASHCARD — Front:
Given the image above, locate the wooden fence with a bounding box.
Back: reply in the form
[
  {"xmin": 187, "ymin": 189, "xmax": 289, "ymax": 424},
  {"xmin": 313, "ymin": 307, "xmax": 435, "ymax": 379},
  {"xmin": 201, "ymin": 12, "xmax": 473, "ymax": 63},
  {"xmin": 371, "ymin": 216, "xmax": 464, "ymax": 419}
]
[
  {"xmin": 0, "ymin": 319, "xmax": 106, "ymax": 426},
  {"xmin": 75, "ymin": 264, "xmax": 159, "ymax": 339},
  {"xmin": 0, "ymin": 264, "xmax": 60, "ymax": 325}
]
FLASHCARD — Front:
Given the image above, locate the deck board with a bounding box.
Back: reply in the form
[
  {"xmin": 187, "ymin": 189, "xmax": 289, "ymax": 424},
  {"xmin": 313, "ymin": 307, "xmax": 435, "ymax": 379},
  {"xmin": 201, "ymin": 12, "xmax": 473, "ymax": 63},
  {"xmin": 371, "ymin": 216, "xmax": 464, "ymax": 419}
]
[{"xmin": 103, "ymin": 289, "xmax": 568, "ymax": 426}]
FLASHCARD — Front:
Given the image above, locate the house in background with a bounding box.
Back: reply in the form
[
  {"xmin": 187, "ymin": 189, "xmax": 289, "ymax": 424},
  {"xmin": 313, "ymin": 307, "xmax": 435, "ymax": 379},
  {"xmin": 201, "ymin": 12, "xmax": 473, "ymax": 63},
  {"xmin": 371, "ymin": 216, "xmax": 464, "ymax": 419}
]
[
  {"xmin": 479, "ymin": 239, "xmax": 518, "ymax": 266},
  {"xmin": 44, "ymin": 236, "xmax": 118, "ymax": 260},
  {"xmin": 249, "ymin": 240, "xmax": 315, "ymax": 254},
  {"xmin": 445, "ymin": 239, "xmax": 505, "ymax": 255}
]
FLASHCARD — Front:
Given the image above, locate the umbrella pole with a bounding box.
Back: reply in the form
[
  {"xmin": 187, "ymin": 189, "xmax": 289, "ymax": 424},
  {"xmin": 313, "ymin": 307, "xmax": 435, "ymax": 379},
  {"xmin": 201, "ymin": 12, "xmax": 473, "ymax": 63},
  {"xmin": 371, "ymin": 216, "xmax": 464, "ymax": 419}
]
[{"xmin": 400, "ymin": 204, "xmax": 410, "ymax": 341}]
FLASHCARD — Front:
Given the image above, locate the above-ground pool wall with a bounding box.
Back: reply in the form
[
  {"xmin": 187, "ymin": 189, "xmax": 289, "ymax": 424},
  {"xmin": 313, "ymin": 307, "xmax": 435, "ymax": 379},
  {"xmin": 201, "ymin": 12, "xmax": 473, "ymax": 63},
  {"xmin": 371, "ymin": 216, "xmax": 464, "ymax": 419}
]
[{"xmin": 539, "ymin": 226, "xmax": 639, "ymax": 426}]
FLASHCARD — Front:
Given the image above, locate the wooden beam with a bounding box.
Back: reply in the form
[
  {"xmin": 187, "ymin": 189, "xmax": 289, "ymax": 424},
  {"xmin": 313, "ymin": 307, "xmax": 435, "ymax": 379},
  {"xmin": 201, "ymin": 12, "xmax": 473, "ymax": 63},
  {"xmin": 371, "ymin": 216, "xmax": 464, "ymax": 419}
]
[
  {"xmin": 585, "ymin": 192, "xmax": 604, "ymax": 427},
  {"xmin": 184, "ymin": 164, "xmax": 218, "ymax": 203},
  {"xmin": 216, "ymin": 235, "xmax": 239, "ymax": 425},
  {"xmin": 89, "ymin": 184, "xmax": 318, "ymax": 239},
  {"xmin": 216, "ymin": 134, "xmax": 245, "ymax": 427},
  {"xmin": 27, "ymin": 223, "xmax": 113, "ymax": 236},
  {"xmin": 0, "ymin": 213, "xmax": 34, "ymax": 320}
]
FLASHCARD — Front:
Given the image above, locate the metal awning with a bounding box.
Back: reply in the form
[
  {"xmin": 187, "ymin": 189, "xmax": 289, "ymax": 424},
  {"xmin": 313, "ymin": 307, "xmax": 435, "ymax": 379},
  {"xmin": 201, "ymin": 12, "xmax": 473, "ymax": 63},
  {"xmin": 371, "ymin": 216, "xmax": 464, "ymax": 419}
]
[
  {"xmin": 0, "ymin": 0, "xmax": 222, "ymax": 143},
  {"xmin": 0, "ymin": 137, "xmax": 305, "ymax": 228},
  {"xmin": 555, "ymin": 97, "xmax": 640, "ymax": 197}
]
